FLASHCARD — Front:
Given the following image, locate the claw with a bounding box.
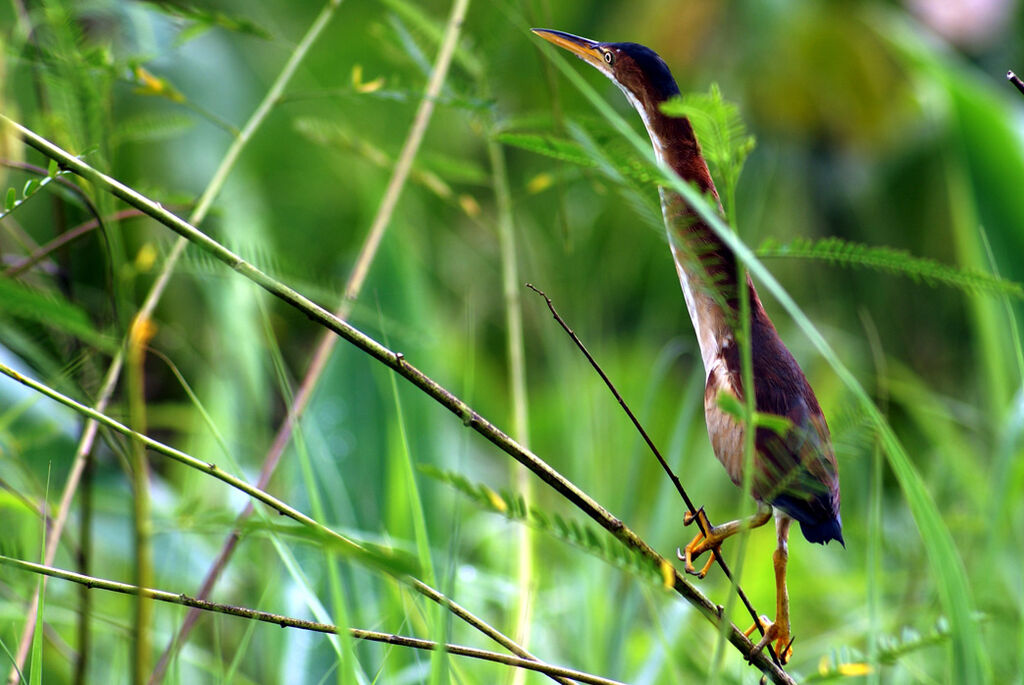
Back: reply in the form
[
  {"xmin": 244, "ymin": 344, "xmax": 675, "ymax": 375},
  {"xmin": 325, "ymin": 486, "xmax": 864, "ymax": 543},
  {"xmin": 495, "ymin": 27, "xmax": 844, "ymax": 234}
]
[
  {"xmin": 745, "ymin": 613, "xmax": 794, "ymax": 665},
  {"xmin": 679, "ymin": 510, "xmax": 719, "ymax": 577},
  {"xmin": 683, "ymin": 506, "xmax": 708, "ymax": 528}
]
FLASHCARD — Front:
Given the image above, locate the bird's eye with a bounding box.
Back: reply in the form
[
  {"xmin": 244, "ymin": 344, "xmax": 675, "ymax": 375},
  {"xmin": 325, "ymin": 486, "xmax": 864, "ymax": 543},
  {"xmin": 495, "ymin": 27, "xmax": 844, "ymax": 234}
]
[{"xmin": 603, "ymin": 51, "xmax": 614, "ymax": 64}]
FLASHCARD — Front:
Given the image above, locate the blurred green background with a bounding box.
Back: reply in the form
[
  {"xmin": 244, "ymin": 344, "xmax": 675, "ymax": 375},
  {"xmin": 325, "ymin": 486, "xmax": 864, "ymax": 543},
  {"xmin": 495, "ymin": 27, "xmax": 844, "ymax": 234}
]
[{"xmin": 2, "ymin": 0, "xmax": 1024, "ymax": 682}]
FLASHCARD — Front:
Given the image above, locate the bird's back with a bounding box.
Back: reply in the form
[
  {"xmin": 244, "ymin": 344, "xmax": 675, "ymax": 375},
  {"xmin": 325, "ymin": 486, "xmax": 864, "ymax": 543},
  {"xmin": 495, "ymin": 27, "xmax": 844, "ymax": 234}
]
[{"xmin": 703, "ymin": 292, "xmax": 843, "ymax": 545}]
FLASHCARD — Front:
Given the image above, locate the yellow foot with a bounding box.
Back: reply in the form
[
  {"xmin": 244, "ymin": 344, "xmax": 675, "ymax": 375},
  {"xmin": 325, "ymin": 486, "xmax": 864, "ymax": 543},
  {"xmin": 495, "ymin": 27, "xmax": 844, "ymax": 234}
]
[
  {"xmin": 675, "ymin": 504, "xmax": 773, "ymax": 579},
  {"xmin": 744, "ymin": 615, "xmax": 794, "ymax": 665},
  {"xmin": 675, "ymin": 507, "xmax": 719, "ymax": 578}
]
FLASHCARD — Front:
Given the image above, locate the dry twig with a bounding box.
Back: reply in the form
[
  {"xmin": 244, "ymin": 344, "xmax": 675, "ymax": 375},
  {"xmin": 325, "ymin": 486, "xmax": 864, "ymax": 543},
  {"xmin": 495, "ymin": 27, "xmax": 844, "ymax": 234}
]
[{"xmin": 524, "ymin": 283, "xmax": 781, "ymax": 666}]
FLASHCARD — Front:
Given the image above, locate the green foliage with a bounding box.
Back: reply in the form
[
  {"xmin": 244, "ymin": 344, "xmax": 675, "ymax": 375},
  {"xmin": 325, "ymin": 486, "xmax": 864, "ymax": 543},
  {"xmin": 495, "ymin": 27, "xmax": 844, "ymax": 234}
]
[
  {"xmin": 141, "ymin": 2, "xmax": 274, "ymax": 43},
  {"xmin": 758, "ymin": 236, "xmax": 1024, "ymax": 299},
  {"xmin": 377, "ymin": 0, "xmax": 483, "ymax": 78},
  {"xmin": 0, "ymin": 278, "xmax": 113, "ymax": 353},
  {"xmin": 109, "ymin": 112, "xmax": 196, "ymax": 147},
  {"xmin": 495, "ymin": 131, "xmax": 664, "ymax": 186},
  {"xmin": 807, "ymin": 618, "xmax": 952, "ymax": 682},
  {"xmin": 660, "ymin": 84, "xmax": 756, "ymax": 219},
  {"xmin": 714, "ymin": 390, "xmax": 793, "ymax": 437},
  {"xmin": 420, "ymin": 466, "xmax": 661, "ymax": 584},
  {"xmin": 0, "ymin": 167, "xmax": 68, "ymax": 221}
]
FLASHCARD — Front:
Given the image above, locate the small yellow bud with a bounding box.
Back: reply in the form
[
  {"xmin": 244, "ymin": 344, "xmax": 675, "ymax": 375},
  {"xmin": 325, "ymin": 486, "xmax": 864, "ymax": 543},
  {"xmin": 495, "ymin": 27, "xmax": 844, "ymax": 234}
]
[
  {"xmin": 129, "ymin": 315, "xmax": 157, "ymax": 350},
  {"xmin": 135, "ymin": 243, "xmax": 157, "ymax": 272},
  {"xmin": 485, "ymin": 488, "xmax": 507, "ymax": 513},
  {"xmin": 351, "ymin": 65, "xmax": 385, "ymax": 94},
  {"xmin": 526, "ymin": 173, "xmax": 553, "ymax": 194},
  {"xmin": 134, "ymin": 66, "xmax": 186, "ymax": 103},
  {"xmin": 838, "ymin": 663, "xmax": 872, "ymax": 676},
  {"xmin": 458, "ymin": 194, "xmax": 481, "ymax": 218}
]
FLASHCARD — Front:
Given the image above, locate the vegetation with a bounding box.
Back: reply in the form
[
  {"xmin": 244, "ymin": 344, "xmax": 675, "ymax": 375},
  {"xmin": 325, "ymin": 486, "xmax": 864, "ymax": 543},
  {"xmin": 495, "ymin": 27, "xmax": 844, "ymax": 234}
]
[{"xmin": 1, "ymin": 1, "xmax": 1023, "ymax": 683}]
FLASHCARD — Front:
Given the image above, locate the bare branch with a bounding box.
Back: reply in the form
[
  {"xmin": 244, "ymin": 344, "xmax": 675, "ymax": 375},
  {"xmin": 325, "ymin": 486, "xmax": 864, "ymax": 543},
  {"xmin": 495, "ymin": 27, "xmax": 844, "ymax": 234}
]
[
  {"xmin": 524, "ymin": 283, "xmax": 780, "ymax": 666},
  {"xmin": 1008, "ymin": 70, "xmax": 1024, "ymax": 97}
]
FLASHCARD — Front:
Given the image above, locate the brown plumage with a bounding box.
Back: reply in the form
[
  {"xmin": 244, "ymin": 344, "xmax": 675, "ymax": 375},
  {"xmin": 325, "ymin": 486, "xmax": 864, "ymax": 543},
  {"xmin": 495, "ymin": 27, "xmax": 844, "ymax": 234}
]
[{"xmin": 533, "ymin": 28, "xmax": 843, "ymax": 662}]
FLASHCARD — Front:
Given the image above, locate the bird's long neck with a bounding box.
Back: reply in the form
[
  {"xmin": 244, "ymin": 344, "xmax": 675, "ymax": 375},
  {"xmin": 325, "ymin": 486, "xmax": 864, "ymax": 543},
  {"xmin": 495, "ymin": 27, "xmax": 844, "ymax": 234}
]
[{"xmin": 633, "ymin": 102, "xmax": 749, "ymax": 377}]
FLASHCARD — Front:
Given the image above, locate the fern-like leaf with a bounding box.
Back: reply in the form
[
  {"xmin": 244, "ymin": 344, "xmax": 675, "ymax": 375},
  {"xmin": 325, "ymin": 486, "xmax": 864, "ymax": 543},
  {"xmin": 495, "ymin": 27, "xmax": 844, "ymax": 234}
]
[
  {"xmin": 420, "ymin": 465, "xmax": 661, "ymax": 583},
  {"xmin": 495, "ymin": 132, "xmax": 664, "ymax": 188},
  {"xmin": 378, "ymin": 0, "xmax": 483, "ymax": 78},
  {"xmin": 109, "ymin": 112, "xmax": 195, "ymax": 147},
  {"xmin": 0, "ymin": 279, "xmax": 113, "ymax": 353},
  {"xmin": 660, "ymin": 83, "xmax": 755, "ymax": 218},
  {"xmin": 806, "ymin": 617, "xmax": 953, "ymax": 682},
  {"xmin": 1, "ymin": 168, "xmax": 69, "ymax": 221},
  {"xmin": 141, "ymin": 2, "xmax": 273, "ymax": 43},
  {"xmin": 757, "ymin": 236, "xmax": 1024, "ymax": 299}
]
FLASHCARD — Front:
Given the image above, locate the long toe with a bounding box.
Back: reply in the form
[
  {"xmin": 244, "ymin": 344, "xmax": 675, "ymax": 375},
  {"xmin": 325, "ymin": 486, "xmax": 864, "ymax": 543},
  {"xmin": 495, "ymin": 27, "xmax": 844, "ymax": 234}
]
[{"xmin": 749, "ymin": 618, "xmax": 793, "ymax": 665}]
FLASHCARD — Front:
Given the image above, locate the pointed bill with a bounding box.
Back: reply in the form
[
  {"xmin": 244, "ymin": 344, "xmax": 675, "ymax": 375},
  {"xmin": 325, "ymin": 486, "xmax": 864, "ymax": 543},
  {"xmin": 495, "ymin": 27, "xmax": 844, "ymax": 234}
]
[{"xmin": 531, "ymin": 28, "xmax": 606, "ymax": 71}]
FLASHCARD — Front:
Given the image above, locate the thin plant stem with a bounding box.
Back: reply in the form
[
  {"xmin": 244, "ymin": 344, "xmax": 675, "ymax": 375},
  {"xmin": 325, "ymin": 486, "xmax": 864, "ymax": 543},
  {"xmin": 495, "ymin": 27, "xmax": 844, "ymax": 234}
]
[
  {"xmin": 4, "ymin": 209, "xmax": 143, "ymax": 278},
  {"xmin": 711, "ymin": 269, "xmax": 759, "ymax": 678},
  {"xmin": 1008, "ymin": 70, "xmax": 1024, "ymax": 97},
  {"xmin": 345, "ymin": 0, "xmax": 470, "ymax": 300},
  {"xmin": 127, "ymin": 318, "xmax": 153, "ymax": 684},
  {"xmin": 487, "ymin": 132, "xmax": 535, "ymax": 674},
  {"xmin": 4, "ymin": 352, "xmax": 119, "ymax": 685},
  {"xmin": 73, "ymin": 436, "xmax": 92, "ymax": 685},
  {"xmin": 3, "ymin": 1, "xmax": 344, "ymax": 680},
  {"xmin": 152, "ymin": 0, "xmax": 472, "ymax": 677},
  {"xmin": 4, "ymin": 116, "xmax": 795, "ymax": 685},
  {"xmin": 860, "ymin": 309, "xmax": 888, "ymax": 685},
  {"xmin": 0, "ymin": 361, "xmax": 364, "ymax": 553},
  {"xmin": 0, "ymin": 556, "xmax": 623, "ymax": 685},
  {"xmin": 383, "ymin": 330, "xmax": 448, "ymax": 682},
  {"xmin": 524, "ymin": 284, "xmax": 778, "ymax": 667}
]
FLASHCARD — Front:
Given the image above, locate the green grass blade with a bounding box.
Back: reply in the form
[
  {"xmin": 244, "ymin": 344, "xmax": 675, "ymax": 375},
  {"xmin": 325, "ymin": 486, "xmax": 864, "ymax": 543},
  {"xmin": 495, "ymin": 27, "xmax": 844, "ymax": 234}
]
[{"xmin": 29, "ymin": 468, "xmax": 50, "ymax": 685}]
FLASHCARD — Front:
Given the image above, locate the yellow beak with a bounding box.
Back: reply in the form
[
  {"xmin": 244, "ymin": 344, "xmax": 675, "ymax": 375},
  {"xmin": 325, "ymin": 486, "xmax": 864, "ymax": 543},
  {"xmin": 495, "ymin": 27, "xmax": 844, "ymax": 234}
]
[{"xmin": 531, "ymin": 28, "xmax": 606, "ymax": 70}]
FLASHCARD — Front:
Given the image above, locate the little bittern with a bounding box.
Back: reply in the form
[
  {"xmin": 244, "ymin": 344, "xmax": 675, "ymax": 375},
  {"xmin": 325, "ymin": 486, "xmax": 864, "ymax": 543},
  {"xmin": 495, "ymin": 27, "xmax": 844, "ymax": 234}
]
[{"xmin": 532, "ymin": 29, "xmax": 843, "ymax": 663}]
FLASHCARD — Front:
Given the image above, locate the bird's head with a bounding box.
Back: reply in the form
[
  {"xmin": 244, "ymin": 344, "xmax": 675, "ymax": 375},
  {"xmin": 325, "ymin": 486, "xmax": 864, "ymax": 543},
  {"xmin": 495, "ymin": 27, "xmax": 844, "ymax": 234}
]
[{"xmin": 531, "ymin": 29, "xmax": 680, "ymax": 115}]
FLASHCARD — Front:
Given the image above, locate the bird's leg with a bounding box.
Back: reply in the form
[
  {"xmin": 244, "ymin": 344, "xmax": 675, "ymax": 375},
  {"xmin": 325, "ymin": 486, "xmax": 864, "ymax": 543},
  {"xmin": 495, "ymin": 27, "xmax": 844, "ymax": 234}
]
[
  {"xmin": 677, "ymin": 502, "xmax": 772, "ymax": 578},
  {"xmin": 746, "ymin": 515, "xmax": 794, "ymax": 664}
]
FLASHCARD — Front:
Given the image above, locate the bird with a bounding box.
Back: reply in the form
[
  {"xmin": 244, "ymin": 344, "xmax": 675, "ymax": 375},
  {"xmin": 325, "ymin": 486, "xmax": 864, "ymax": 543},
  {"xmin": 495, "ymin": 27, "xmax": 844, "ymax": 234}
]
[{"xmin": 531, "ymin": 28, "xmax": 842, "ymax": 663}]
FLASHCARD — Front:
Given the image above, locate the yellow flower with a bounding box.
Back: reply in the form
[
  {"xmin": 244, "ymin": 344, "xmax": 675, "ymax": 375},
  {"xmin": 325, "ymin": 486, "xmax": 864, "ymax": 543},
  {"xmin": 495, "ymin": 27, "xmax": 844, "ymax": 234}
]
[{"xmin": 351, "ymin": 65, "xmax": 385, "ymax": 94}]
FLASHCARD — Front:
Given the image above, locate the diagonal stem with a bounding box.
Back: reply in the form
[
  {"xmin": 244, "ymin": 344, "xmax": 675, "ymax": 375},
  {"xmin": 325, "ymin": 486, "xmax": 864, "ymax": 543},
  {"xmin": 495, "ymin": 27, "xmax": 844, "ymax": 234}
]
[
  {"xmin": 0, "ymin": 556, "xmax": 622, "ymax": 685},
  {"xmin": 3, "ymin": 115, "xmax": 796, "ymax": 685},
  {"xmin": 524, "ymin": 284, "xmax": 780, "ymax": 667},
  {"xmin": 1008, "ymin": 70, "xmax": 1024, "ymax": 97},
  {"xmin": 4, "ymin": 209, "xmax": 143, "ymax": 278}
]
